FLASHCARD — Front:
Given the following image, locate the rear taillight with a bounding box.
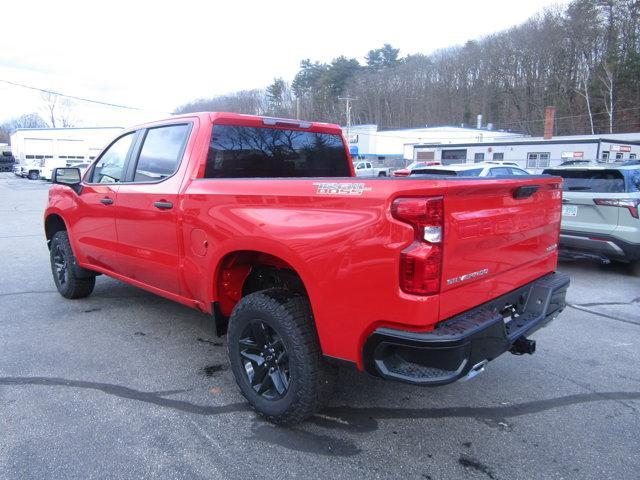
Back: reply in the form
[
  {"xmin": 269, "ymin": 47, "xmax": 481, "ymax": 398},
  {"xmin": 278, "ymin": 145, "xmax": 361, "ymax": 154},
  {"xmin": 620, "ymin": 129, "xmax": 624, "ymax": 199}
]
[
  {"xmin": 594, "ymin": 198, "xmax": 640, "ymax": 219},
  {"xmin": 391, "ymin": 197, "xmax": 443, "ymax": 295}
]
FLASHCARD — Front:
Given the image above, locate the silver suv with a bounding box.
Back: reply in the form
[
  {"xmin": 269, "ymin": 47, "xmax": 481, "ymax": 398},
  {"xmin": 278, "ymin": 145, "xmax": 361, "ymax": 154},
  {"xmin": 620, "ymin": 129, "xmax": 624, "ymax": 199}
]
[{"xmin": 543, "ymin": 162, "xmax": 640, "ymax": 273}]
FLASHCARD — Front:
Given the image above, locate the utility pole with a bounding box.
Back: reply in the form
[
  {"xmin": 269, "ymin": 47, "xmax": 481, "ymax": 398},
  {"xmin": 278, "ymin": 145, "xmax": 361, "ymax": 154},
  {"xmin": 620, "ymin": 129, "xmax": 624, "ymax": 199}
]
[
  {"xmin": 296, "ymin": 97, "xmax": 300, "ymax": 120},
  {"xmin": 338, "ymin": 96, "xmax": 356, "ymax": 143}
]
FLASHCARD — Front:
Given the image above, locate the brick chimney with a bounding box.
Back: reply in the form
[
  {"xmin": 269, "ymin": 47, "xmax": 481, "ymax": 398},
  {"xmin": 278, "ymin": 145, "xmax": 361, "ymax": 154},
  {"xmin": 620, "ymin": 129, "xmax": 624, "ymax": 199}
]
[{"xmin": 543, "ymin": 106, "xmax": 556, "ymax": 140}]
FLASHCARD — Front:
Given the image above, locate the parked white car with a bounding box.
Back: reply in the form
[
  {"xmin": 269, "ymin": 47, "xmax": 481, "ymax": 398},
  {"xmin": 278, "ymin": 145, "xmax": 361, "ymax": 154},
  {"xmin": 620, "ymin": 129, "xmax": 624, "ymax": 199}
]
[
  {"xmin": 353, "ymin": 161, "xmax": 392, "ymax": 177},
  {"xmin": 410, "ymin": 163, "xmax": 530, "ymax": 177}
]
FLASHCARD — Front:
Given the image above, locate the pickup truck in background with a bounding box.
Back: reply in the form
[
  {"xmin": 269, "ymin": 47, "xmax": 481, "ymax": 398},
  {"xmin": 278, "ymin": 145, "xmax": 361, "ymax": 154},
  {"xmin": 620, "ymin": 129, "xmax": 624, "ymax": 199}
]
[
  {"xmin": 45, "ymin": 112, "xmax": 569, "ymax": 425},
  {"xmin": 353, "ymin": 160, "xmax": 392, "ymax": 176}
]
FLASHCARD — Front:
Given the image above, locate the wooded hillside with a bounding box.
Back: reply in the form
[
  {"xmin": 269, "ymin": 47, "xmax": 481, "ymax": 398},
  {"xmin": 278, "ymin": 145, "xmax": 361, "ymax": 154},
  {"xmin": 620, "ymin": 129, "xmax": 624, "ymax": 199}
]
[{"xmin": 175, "ymin": 0, "xmax": 640, "ymax": 136}]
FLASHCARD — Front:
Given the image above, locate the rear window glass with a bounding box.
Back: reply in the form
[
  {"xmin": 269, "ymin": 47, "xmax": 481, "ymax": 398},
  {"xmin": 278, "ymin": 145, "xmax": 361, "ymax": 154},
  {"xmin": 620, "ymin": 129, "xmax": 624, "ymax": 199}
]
[
  {"xmin": 412, "ymin": 168, "xmax": 483, "ymax": 176},
  {"xmin": 543, "ymin": 169, "xmax": 626, "ymax": 192},
  {"xmin": 204, "ymin": 125, "xmax": 350, "ymax": 178}
]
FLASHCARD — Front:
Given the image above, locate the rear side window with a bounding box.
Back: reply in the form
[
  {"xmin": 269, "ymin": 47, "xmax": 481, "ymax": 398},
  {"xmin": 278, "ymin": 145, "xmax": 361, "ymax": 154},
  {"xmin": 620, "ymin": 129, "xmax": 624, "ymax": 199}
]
[
  {"xmin": 205, "ymin": 125, "xmax": 350, "ymax": 178},
  {"xmin": 134, "ymin": 124, "xmax": 190, "ymax": 182},
  {"xmin": 90, "ymin": 133, "xmax": 134, "ymax": 183},
  {"xmin": 488, "ymin": 167, "xmax": 510, "ymax": 176},
  {"xmin": 543, "ymin": 169, "xmax": 626, "ymax": 192}
]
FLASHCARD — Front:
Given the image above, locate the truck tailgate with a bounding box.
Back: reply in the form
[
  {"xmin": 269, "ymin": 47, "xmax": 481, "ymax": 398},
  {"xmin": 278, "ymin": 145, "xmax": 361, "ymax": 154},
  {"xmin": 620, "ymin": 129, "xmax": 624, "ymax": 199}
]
[{"xmin": 439, "ymin": 177, "xmax": 562, "ymax": 319}]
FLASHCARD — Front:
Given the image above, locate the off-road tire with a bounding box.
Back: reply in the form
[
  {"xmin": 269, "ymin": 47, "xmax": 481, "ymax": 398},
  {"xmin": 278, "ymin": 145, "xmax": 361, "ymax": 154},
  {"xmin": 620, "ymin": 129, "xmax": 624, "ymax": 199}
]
[
  {"xmin": 227, "ymin": 288, "xmax": 337, "ymax": 426},
  {"xmin": 50, "ymin": 231, "xmax": 95, "ymax": 299}
]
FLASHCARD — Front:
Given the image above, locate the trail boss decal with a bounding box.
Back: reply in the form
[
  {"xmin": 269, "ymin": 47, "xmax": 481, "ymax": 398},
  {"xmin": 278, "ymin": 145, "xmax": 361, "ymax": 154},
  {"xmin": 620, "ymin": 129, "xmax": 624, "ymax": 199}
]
[{"xmin": 313, "ymin": 182, "xmax": 372, "ymax": 196}]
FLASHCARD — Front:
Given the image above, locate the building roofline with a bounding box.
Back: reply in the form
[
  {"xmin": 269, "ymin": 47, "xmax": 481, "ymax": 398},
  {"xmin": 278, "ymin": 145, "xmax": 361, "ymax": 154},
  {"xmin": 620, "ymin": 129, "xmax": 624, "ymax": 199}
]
[
  {"xmin": 12, "ymin": 126, "xmax": 124, "ymax": 133},
  {"xmin": 414, "ymin": 137, "xmax": 640, "ymax": 149},
  {"xmin": 347, "ymin": 124, "xmax": 525, "ymax": 134}
]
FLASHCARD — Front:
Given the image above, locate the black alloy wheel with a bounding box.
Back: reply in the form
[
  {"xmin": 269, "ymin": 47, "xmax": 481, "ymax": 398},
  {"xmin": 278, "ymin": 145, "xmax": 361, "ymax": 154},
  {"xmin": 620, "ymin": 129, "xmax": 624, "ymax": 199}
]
[
  {"xmin": 49, "ymin": 231, "xmax": 96, "ymax": 299},
  {"xmin": 238, "ymin": 320, "xmax": 290, "ymax": 399},
  {"xmin": 227, "ymin": 289, "xmax": 337, "ymax": 425},
  {"xmin": 52, "ymin": 244, "xmax": 68, "ymax": 286}
]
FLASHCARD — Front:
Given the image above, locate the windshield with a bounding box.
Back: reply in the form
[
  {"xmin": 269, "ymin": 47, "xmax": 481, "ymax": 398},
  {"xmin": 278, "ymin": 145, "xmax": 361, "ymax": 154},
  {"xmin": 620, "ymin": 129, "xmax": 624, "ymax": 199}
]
[{"xmin": 543, "ymin": 169, "xmax": 626, "ymax": 192}]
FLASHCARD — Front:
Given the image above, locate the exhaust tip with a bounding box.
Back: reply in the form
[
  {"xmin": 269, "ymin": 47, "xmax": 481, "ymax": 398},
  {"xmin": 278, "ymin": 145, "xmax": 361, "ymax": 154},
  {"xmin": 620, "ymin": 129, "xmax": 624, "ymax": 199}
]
[{"xmin": 461, "ymin": 360, "xmax": 488, "ymax": 382}]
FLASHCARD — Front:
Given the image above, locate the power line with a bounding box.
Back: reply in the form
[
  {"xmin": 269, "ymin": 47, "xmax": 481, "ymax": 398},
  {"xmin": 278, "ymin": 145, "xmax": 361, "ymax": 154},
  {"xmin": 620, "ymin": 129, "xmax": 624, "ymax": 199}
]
[{"xmin": 0, "ymin": 78, "xmax": 146, "ymax": 111}]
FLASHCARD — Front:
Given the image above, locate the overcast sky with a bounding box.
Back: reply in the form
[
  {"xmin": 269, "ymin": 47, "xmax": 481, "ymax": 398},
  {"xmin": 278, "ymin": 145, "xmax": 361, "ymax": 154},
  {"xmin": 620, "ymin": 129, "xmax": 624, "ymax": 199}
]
[{"xmin": 0, "ymin": 0, "xmax": 567, "ymax": 128}]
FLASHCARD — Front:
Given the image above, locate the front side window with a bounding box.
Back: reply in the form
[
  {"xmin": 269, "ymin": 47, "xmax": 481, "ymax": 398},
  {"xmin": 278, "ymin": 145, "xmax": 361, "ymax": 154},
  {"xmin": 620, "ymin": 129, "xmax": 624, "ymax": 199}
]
[
  {"xmin": 90, "ymin": 133, "xmax": 134, "ymax": 183},
  {"xmin": 134, "ymin": 124, "xmax": 190, "ymax": 182},
  {"xmin": 204, "ymin": 125, "xmax": 350, "ymax": 178}
]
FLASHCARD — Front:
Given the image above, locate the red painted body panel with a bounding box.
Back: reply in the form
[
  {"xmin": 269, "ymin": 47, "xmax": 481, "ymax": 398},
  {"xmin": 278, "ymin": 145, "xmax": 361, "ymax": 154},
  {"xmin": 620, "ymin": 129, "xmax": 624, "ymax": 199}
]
[{"xmin": 45, "ymin": 112, "xmax": 562, "ymax": 369}]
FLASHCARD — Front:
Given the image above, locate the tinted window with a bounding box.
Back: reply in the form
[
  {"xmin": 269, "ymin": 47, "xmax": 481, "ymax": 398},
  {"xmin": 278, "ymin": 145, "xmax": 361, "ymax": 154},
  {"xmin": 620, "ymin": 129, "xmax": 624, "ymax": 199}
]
[
  {"xmin": 543, "ymin": 169, "xmax": 626, "ymax": 192},
  {"xmin": 205, "ymin": 125, "xmax": 349, "ymax": 178},
  {"xmin": 510, "ymin": 168, "xmax": 529, "ymax": 175},
  {"xmin": 489, "ymin": 167, "xmax": 510, "ymax": 176},
  {"xmin": 91, "ymin": 133, "xmax": 134, "ymax": 183},
  {"xmin": 134, "ymin": 124, "xmax": 190, "ymax": 182}
]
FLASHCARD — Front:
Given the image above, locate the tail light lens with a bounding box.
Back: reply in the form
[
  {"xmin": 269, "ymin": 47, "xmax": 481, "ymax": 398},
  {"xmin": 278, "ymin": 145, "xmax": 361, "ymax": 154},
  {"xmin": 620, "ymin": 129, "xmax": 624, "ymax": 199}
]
[
  {"xmin": 392, "ymin": 197, "xmax": 443, "ymax": 295},
  {"xmin": 594, "ymin": 198, "xmax": 640, "ymax": 219}
]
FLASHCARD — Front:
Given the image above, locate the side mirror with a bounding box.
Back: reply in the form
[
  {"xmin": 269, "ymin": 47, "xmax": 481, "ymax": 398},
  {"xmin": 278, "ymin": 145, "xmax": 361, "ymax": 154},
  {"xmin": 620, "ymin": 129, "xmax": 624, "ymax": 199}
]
[{"xmin": 53, "ymin": 167, "xmax": 82, "ymax": 193}]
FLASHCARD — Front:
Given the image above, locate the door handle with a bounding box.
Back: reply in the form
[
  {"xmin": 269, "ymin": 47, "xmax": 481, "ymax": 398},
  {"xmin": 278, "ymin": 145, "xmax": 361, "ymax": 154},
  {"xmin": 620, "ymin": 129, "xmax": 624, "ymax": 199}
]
[
  {"xmin": 100, "ymin": 197, "xmax": 114, "ymax": 205},
  {"xmin": 153, "ymin": 201, "xmax": 173, "ymax": 210}
]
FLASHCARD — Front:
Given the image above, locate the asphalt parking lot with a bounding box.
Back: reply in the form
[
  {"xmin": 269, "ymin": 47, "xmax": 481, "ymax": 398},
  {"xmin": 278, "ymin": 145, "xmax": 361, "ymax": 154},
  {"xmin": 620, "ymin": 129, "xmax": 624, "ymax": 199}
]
[{"xmin": 0, "ymin": 172, "xmax": 639, "ymax": 480}]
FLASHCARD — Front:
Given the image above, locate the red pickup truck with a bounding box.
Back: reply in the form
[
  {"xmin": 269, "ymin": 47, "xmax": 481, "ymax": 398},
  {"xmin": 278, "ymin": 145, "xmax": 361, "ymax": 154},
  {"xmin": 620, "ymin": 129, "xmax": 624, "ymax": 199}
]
[{"xmin": 45, "ymin": 112, "xmax": 569, "ymax": 425}]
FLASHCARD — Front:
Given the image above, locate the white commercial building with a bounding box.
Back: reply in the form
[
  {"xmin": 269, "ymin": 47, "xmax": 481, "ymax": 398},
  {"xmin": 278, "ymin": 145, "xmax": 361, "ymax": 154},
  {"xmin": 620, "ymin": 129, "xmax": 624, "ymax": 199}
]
[
  {"xmin": 10, "ymin": 127, "xmax": 123, "ymax": 166},
  {"xmin": 343, "ymin": 124, "xmax": 526, "ymax": 167},
  {"xmin": 413, "ymin": 133, "xmax": 640, "ymax": 173},
  {"xmin": 10, "ymin": 126, "xmax": 123, "ymax": 180}
]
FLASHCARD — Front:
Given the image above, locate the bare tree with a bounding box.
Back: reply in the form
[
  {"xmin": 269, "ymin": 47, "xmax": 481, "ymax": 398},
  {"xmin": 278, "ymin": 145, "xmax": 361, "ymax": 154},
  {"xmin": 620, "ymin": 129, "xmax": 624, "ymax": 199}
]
[
  {"xmin": 575, "ymin": 55, "xmax": 595, "ymax": 134},
  {"xmin": 41, "ymin": 92, "xmax": 59, "ymax": 128},
  {"xmin": 599, "ymin": 61, "xmax": 615, "ymax": 133}
]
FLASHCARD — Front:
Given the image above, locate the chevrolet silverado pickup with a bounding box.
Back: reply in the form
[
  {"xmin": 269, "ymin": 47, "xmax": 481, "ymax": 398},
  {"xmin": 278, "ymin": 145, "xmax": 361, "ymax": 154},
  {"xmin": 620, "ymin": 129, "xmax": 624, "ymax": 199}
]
[{"xmin": 45, "ymin": 112, "xmax": 569, "ymax": 425}]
